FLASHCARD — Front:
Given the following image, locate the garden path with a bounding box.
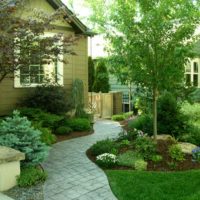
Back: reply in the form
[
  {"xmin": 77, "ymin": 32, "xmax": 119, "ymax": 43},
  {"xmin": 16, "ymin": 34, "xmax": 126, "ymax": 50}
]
[{"xmin": 42, "ymin": 119, "xmax": 122, "ymax": 200}]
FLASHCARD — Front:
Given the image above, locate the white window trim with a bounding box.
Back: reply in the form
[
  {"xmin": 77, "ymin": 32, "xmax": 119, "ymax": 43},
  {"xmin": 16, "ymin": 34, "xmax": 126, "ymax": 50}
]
[{"xmin": 14, "ymin": 32, "xmax": 64, "ymax": 88}]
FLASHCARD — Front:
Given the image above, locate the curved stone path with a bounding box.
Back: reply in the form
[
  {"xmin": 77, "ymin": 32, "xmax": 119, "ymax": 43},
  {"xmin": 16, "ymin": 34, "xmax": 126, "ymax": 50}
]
[{"xmin": 42, "ymin": 119, "xmax": 122, "ymax": 200}]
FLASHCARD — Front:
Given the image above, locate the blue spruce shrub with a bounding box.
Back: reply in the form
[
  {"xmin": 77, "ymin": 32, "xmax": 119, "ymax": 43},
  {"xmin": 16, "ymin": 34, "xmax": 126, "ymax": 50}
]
[{"xmin": 0, "ymin": 110, "xmax": 49, "ymax": 166}]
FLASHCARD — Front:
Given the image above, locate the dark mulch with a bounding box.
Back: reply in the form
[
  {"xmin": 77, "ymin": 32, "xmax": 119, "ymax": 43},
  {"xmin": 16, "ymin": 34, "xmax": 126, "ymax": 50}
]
[
  {"xmin": 147, "ymin": 139, "xmax": 200, "ymax": 171},
  {"xmin": 56, "ymin": 129, "xmax": 94, "ymax": 142}
]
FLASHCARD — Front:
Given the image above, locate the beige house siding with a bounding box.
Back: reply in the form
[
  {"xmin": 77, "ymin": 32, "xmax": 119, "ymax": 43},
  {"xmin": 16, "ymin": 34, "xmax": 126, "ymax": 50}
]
[{"xmin": 0, "ymin": 0, "xmax": 89, "ymax": 116}]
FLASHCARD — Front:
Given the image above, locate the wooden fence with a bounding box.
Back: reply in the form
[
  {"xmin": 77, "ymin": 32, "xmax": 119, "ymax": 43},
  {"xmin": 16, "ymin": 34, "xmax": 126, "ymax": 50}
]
[{"xmin": 88, "ymin": 92, "xmax": 122, "ymax": 118}]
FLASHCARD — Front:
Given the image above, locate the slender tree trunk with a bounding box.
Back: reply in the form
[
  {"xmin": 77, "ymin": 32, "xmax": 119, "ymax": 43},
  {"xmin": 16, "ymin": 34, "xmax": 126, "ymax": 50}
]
[
  {"xmin": 128, "ymin": 82, "xmax": 132, "ymax": 112},
  {"xmin": 153, "ymin": 87, "xmax": 158, "ymax": 139}
]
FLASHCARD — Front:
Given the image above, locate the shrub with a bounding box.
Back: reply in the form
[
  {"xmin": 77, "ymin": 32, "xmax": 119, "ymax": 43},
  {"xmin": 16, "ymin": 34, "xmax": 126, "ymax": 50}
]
[
  {"xmin": 179, "ymin": 125, "xmax": 200, "ymax": 146},
  {"xmin": 55, "ymin": 126, "xmax": 72, "ymax": 135},
  {"xmin": 90, "ymin": 139, "xmax": 116, "ymax": 156},
  {"xmin": 19, "ymin": 107, "xmax": 64, "ymax": 130},
  {"xmin": 118, "ymin": 151, "xmax": 142, "ymax": 168},
  {"xmin": 0, "ymin": 111, "xmax": 49, "ymax": 166},
  {"xmin": 128, "ymin": 114, "xmax": 153, "ymax": 136},
  {"xmin": 157, "ymin": 92, "xmax": 188, "ymax": 137},
  {"xmin": 134, "ymin": 159, "xmax": 147, "ymax": 171},
  {"xmin": 123, "ymin": 111, "xmax": 133, "ymax": 119},
  {"xmin": 192, "ymin": 147, "xmax": 200, "ymax": 162},
  {"xmin": 151, "ymin": 155, "xmax": 163, "ymax": 163},
  {"xmin": 93, "ymin": 59, "xmax": 110, "ymax": 93},
  {"xmin": 17, "ymin": 167, "xmax": 47, "ymax": 187},
  {"xmin": 168, "ymin": 144, "xmax": 185, "ymax": 162},
  {"xmin": 134, "ymin": 136, "xmax": 156, "ymax": 160},
  {"xmin": 33, "ymin": 123, "xmax": 56, "ymax": 145},
  {"xmin": 21, "ymin": 84, "xmax": 70, "ymax": 114},
  {"xmin": 112, "ymin": 114, "xmax": 125, "ymax": 121},
  {"xmin": 119, "ymin": 139, "xmax": 131, "ymax": 148},
  {"xmin": 67, "ymin": 118, "xmax": 91, "ymax": 131},
  {"xmin": 96, "ymin": 153, "xmax": 118, "ymax": 168}
]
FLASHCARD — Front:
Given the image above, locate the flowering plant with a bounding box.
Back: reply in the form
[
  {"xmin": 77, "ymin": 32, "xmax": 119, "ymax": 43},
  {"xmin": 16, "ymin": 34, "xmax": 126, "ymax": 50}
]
[
  {"xmin": 96, "ymin": 153, "xmax": 118, "ymax": 168},
  {"xmin": 192, "ymin": 147, "xmax": 200, "ymax": 162}
]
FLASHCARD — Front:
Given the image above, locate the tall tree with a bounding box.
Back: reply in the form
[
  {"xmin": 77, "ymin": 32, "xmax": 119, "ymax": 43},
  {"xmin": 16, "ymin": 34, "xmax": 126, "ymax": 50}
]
[
  {"xmin": 86, "ymin": 0, "xmax": 200, "ymax": 138},
  {"xmin": 93, "ymin": 59, "xmax": 110, "ymax": 93},
  {"xmin": 88, "ymin": 56, "xmax": 95, "ymax": 92},
  {"xmin": 0, "ymin": 0, "xmax": 76, "ymax": 83}
]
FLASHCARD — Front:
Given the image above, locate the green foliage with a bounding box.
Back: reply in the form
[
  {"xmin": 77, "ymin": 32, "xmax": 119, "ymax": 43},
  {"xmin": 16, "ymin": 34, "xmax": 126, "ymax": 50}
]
[
  {"xmin": 22, "ymin": 84, "xmax": 70, "ymax": 114},
  {"xmin": 151, "ymin": 155, "xmax": 163, "ymax": 163},
  {"xmin": 134, "ymin": 136, "xmax": 156, "ymax": 160},
  {"xmin": 123, "ymin": 112, "xmax": 133, "ymax": 119},
  {"xmin": 55, "ymin": 126, "xmax": 72, "ymax": 135},
  {"xmin": 192, "ymin": 147, "xmax": 200, "ymax": 162},
  {"xmin": 19, "ymin": 107, "xmax": 64, "ymax": 130},
  {"xmin": 90, "ymin": 139, "xmax": 116, "ymax": 156},
  {"xmin": 157, "ymin": 92, "xmax": 188, "ymax": 137},
  {"xmin": 179, "ymin": 125, "xmax": 200, "ymax": 146},
  {"xmin": 189, "ymin": 88, "xmax": 200, "ymax": 103},
  {"xmin": 167, "ymin": 161, "xmax": 178, "ymax": 170},
  {"xmin": 88, "ymin": 56, "xmax": 95, "ymax": 92},
  {"xmin": 128, "ymin": 115, "xmax": 153, "ymax": 135},
  {"xmin": 168, "ymin": 144, "xmax": 185, "ymax": 162},
  {"xmin": 118, "ymin": 151, "xmax": 142, "ymax": 168},
  {"xmin": 17, "ymin": 167, "xmax": 47, "ymax": 187},
  {"xmin": 134, "ymin": 159, "xmax": 147, "ymax": 171},
  {"xmin": 119, "ymin": 139, "xmax": 131, "ymax": 148},
  {"xmin": 112, "ymin": 114, "xmax": 125, "ymax": 121},
  {"xmin": 93, "ymin": 59, "xmax": 110, "ymax": 93},
  {"xmin": 0, "ymin": 111, "xmax": 49, "ymax": 166},
  {"xmin": 33, "ymin": 123, "xmax": 56, "ymax": 145},
  {"xmin": 67, "ymin": 118, "xmax": 91, "ymax": 131},
  {"xmin": 181, "ymin": 102, "xmax": 200, "ymax": 122}
]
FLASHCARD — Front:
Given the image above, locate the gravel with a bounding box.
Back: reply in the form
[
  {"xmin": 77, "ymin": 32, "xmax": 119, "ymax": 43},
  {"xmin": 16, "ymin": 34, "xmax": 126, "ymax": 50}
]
[{"xmin": 3, "ymin": 183, "xmax": 44, "ymax": 200}]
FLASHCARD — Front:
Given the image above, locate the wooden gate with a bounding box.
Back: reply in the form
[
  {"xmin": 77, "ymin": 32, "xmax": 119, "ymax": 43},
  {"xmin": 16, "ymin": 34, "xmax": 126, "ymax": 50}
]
[{"xmin": 88, "ymin": 92, "xmax": 122, "ymax": 118}]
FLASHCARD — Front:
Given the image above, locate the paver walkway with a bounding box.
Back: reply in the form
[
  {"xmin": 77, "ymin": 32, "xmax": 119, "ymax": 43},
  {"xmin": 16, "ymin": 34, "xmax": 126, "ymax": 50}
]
[{"xmin": 42, "ymin": 119, "xmax": 122, "ymax": 200}]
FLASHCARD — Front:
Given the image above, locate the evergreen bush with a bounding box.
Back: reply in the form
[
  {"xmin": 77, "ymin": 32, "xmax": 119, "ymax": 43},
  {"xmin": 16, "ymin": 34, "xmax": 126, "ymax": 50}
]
[
  {"xmin": 22, "ymin": 84, "xmax": 70, "ymax": 114},
  {"xmin": 55, "ymin": 126, "xmax": 72, "ymax": 135},
  {"xmin": 88, "ymin": 56, "xmax": 95, "ymax": 92},
  {"xmin": 0, "ymin": 111, "xmax": 49, "ymax": 166},
  {"xmin": 67, "ymin": 118, "xmax": 91, "ymax": 131},
  {"xmin": 93, "ymin": 60, "xmax": 110, "ymax": 93}
]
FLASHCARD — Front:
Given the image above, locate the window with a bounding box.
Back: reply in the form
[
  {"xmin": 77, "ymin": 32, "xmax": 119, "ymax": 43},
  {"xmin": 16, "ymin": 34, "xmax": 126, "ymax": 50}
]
[
  {"xmin": 14, "ymin": 33, "xmax": 63, "ymax": 88},
  {"xmin": 185, "ymin": 60, "xmax": 199, "ymax": 87}
]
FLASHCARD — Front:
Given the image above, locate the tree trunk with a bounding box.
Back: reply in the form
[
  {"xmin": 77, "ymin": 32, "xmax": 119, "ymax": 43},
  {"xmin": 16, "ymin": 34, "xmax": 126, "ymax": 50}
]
[
  {"xmin": 128, "ymin": 83, "xmax": 132, "ymax": 112},
  {"xmin": 153, "ymin": 87, "xmax": 158, "ymax": 139}
]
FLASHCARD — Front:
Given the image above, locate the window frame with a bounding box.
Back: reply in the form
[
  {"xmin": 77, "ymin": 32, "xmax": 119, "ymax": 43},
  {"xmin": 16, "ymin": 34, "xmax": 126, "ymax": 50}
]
[{"xmin": 14, "ymin": 32, "xmax": 64, "ymax": 88}]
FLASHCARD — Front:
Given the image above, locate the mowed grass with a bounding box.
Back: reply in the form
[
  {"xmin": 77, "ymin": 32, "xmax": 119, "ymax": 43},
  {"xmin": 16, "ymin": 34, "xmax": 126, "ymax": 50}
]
[{"xmin": 106, "ymin": 170, "xmax": 200, "ymax": 200}]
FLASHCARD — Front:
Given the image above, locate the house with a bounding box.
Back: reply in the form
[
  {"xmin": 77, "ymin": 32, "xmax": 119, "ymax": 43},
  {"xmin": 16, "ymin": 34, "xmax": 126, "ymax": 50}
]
[{"xmin": 0, "ymin": 0, "xmax": 93, "ymax": 116}]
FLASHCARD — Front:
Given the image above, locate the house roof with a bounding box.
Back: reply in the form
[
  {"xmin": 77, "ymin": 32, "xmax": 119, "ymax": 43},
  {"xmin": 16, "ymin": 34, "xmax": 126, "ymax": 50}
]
[{"xmin": 46, "ymin": 0, "xmax": 94, "ymax": 36}]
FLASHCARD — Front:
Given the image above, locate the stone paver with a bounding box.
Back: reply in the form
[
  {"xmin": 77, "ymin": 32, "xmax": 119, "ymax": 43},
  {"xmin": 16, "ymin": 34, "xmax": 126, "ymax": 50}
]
[
  {"xmin": 42, "ymin": 119, "xmax": 122, "ymax": 200},
  {"xmin": 0, "ymin": 193, "xmax": 14, "ymax": 200}
]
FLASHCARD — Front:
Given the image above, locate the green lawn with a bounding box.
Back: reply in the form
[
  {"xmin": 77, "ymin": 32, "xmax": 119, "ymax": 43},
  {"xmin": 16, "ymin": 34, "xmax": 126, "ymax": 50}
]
[{"xmin": 106, "ymin": 170, "xmax": 200, "ymax": 200}]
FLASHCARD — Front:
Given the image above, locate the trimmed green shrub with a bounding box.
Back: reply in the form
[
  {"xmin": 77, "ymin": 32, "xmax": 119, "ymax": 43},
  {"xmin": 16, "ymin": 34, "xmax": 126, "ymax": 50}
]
[
  {"xmin": 134, "ymin": 159, "xmax": 147, "ymax": 171},
  {"xmin": 55, "ymin": 126, "xmax": 72, "ymax": 135},
  {"xmin": 21, "ymin": 84, "xmax": 70, "ymax": 114},
  {"xmin": 123, "ymin": 112, "xmax": 133, "ymax": 119},
  {"xmin": 93, "ymin": 59, "xmax": 110, "ymax": 93},
  {"xmin": 112, "ymin": 114, "xmax": 125, "ymax": 121},
  {"xmin": 33, "ymin": 124, "xmax": 56, "ymax": 146},
  {"xmin": 17, "ymin": 167, "xmax": 47, "ymax": 187},
  {"xmin": 151, "ymin": 155, "xmax": 163, "ymax": 163},
  {"xmin": 90, "ymin": 139, "xmax": 116, "ymax": 156},
  {"xmin": 134, "ymin": 136, "xmax": 156, "ymax": 160},
  {"xmin": 168, "ymin": 144, "xmax": 185, "ymax": 162},
  {"xmin": 157, "ymin": 92, "xmax": 188, "ymax": 137},
  {"xmin": 118, "ymin": 151, "xmax": 142, "ymax": 168},
  {"xmin": 0, "ymin": 111, "xmax": 49, "ymax": 166},
  {"xmin": 128, "ymin": 114, "xmax": 153, "ymax": 135},
  {"xmin": 67, "ymin": 118, "xmax": 91, "ymax": 131},
  {"xmin": 19, "ymin": 107, "xmax": 64, "ymax": 130}
]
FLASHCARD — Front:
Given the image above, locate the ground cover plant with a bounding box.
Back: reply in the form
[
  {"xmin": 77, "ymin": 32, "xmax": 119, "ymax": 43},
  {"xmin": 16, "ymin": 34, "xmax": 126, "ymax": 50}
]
[{"xmin": 112, "ymin": 112, "xmax": 133, "ymax": 121}]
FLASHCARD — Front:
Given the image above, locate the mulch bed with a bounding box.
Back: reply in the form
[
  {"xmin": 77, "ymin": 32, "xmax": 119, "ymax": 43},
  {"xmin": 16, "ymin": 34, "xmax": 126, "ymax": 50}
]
[
  {"xmin": 147, "ymin": 139, "xmax": 200, "ymax": 171},
  {"xmin": 86, "ymin": 139, "xmax": 200, "ymax": 172},
  {"xmin": 56, "ymin": 129, "xmax": 94, "ymax": 142}
]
